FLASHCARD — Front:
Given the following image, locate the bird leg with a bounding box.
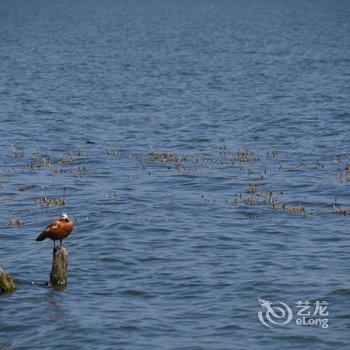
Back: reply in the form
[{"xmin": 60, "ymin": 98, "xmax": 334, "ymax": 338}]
[
  {"xmin": 53, "ymin": 240, "xmax": 56, "ymax": 247},
  {"xmin": 60, "ymin": 239, "xmax": 62, "ymax": 246}
]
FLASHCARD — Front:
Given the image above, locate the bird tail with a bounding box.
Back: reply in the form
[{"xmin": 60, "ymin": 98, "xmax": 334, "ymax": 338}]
[{"xmin": 35, "ymin": 232, "xmax": 46, "ymax": 241}]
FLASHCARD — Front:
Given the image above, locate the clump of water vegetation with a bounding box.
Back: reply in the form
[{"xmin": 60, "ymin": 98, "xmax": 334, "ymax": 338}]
[
  {"xmin": 5, "ymin": 219, "xmax": 24, "ymax": 227},
  {"xmin": 36, "ymin": 197, "xmax": 66, "ymax": 206},
  {"xmin": 28, "ymin": 155, "xmax": 55, "ymax": 169},
  {"xmin": 149, "ymin": 148, "xmax": 187, "ymax": 163},
  {"xmin": 332, "ymin": 203, "xmax": 349, "ymax": 216},
  {"xmin": 281, "ymin": 203, "xmax": 305, "ymax": 214},
  {"xmin": 0, "ymin": 144, "xmax": 349, "ymax": 220},
  {"xmin": 219, "ymin": 147, "xmax": 259, "ymax": 164},
  {"xmin": 105, "ymin": 147, "xmax": 122, "ymax": 157},
  {"xmin": 339, "ymin": 164, "xmax": 350, "ymax": 182},
  {"xmin": 246, "ymin": 182, "xmax": 261, "ymax": 194},
  {"xmin": 105, "ymin": 191, "xmax": 119, "ymax": 198},
  {"xmin": 232, "ymin": 195, "xmax": 258, "ymax": 205},
  {"xmin": 72, "ymin": 165, "xmax": 91, "ymax": 177},
  {"xmin": 266, "ymin": 149, "xmax": 278, "ymax": 157},
  {"xmin": 10, "ymin": 146, "xmax": 24, "ymax": 158}
]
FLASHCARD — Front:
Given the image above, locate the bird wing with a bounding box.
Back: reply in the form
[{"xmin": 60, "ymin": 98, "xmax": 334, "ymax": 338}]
[{"xmin": 43, "ymin": 220, "xmax": 61, "ymax": 234}]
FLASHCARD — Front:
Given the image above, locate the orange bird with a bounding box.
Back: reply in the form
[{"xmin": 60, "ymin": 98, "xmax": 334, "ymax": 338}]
[{"xmin": 36, "ymin": 213, "xmax": 74, "ymax": 246}]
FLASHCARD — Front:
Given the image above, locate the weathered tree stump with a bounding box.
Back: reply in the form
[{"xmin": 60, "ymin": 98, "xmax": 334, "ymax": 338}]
[
  {"xmin": 50, "ymin": 246, "xmax": 68, "ymax": 288},
  {"xmin": 0, "ymin": 267, "xmax": 16, "ymax": 293}
]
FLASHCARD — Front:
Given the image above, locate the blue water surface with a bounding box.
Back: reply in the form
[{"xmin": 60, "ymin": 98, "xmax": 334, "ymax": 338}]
[{"xmin": 0, "ymin": 0, "xmax": 349, "ymax": 349}]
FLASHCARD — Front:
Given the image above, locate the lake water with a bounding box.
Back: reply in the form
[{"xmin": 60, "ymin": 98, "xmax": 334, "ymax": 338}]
[{"xmin": 0, "ymin": 0, "xmax": 349, "ymax": 349}]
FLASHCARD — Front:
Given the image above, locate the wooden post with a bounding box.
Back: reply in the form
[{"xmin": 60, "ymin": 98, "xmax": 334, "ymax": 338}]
[
  {"xmin": 50, "ymin": 246, "xmax": 68, "ymax": 288},
  {"xmin": 0, "ymin": 267, "xmax": 16, "ymax": 293}
]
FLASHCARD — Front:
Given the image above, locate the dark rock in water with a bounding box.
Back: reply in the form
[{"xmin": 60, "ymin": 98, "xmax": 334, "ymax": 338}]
[{"xmin": 0, "ymin": 267, "xmax": 16, "ymax": 293}]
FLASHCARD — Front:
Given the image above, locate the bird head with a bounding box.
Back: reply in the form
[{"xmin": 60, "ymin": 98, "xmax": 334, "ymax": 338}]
[{"xmin": 60, "ymin": 213, "xmax": 69, "ymax": 222}]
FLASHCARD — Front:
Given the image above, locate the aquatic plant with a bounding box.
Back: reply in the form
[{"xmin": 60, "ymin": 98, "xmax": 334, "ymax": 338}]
[
  {"xmin": 36, "ymin": 197, "xmax": 66, "ymax": 206},
  {"xmin": 246, "ymin": 182, "xmax": 261, "ymax": 194},
  {"xmin": 149, "ymin": 148, "xmax": 187, "ymax": 163},
  {"xmin": 105, "ymin": 147, "xmax": 122, "ymax": 157},
  {"xmin": 5, "ymin": 219, "xmax": 24, "ymax": 227},
  {"xmin": 10, "ymin": 146, "xmax": 24, "ymax": 158},
  {"xmin": 339, "ymin": 164, "xmax": 350, "ymax": 182},
  {"xmin": 332, "ymin": 204, "xmax": 349, "ymax": 216},
  {"xmin": 105, "ymin": 192, "xmax": 119, "ymax": 198}
]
